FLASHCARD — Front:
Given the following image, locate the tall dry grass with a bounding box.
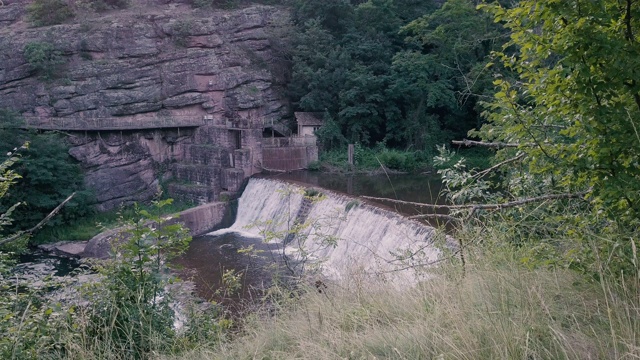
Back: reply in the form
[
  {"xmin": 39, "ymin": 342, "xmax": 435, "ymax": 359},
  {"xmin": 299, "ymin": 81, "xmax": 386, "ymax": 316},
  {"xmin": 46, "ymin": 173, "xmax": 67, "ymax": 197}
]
[{"xmin": 163, "ymin": 247, "xmax": 639, "ymax": 360}]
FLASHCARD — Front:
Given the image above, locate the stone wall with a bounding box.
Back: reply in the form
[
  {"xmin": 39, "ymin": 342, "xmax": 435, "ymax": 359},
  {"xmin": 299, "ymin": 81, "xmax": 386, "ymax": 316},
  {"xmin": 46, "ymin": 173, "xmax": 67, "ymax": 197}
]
[
  {"xmin": 171, "ymin": 201, "xmax": 228, "ymax": 236},
  {"xmin": 262, "ymin": 146, "xmax": 318, "ymax": 171}
]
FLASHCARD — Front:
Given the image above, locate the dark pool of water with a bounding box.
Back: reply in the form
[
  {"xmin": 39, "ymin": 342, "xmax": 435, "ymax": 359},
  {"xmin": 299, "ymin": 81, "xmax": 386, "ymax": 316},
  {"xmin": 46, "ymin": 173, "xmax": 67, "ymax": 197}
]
[
  {"xmin": 16, "ymin": 252, "xmax": 81, "ymax": 277},
  {"xmin": 261, "ymin": 170, "xmax": 446, "ymax": 218},
  {"xmin": 172, "ymin": 232, "xmax": 286, "ymax": 310}
]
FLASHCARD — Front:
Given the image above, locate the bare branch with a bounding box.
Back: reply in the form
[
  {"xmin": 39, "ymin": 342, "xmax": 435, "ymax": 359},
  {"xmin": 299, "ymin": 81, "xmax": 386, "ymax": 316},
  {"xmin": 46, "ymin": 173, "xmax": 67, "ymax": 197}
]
[
  {"xmin": 452, "ymin": 139, "xmax": 520, "ymax": 148},
  {"xmin": 360, "ymin": 197, "xmax": 452, "ymax": 210},
  {"xmin": 361, "ymin": 190, "xmax": 589, "ymax": 211},
  {"xmin": 408, "ymin": 213, "xmax": 460, "ymax": 223},
  {"xmin": 473, "ymin": 153, "xmax": 526, "ymax": 179},
  {"xmin": 0, "ymin": 192, "xmax": 75, "ymax": 246}
]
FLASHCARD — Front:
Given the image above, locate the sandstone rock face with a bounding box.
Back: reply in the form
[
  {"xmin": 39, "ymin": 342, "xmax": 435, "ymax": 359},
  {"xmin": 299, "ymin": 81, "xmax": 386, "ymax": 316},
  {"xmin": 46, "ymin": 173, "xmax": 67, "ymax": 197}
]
[{"xmin": 0, "ymin": 2, "xmax": 290, "ymax": 209}]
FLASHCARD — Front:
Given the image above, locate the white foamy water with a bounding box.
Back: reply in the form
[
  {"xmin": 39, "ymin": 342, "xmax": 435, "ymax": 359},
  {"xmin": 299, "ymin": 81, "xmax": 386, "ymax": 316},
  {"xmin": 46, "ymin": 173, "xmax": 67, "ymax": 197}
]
[{"xmin": 208, "ymin": 178, "xmax": 445, "ymax": 283}]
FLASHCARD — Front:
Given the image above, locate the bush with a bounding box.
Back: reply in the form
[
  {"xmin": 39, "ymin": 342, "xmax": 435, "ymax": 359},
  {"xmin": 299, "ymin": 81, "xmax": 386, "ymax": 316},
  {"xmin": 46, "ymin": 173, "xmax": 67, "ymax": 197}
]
[
  {"xmin": 23, "ymin": 42, "xmax": 65, "ymax": 81},
  {"xmin": 88, "ymin": 0, "xmax": 129, "ymax": 11},
  {"xmin": 172, "ymin": 20, "xmax": 193, "ymax": 48},
  {"xmin": 27, "ymin": 0, "xmax": 74, "ymax": 27},
  {"xmin": 378, "ymin": 149, "xmax": 418, "ymax": 171},
  {"xmin": 192, "ymin": 0, "xmax": 211, "ymax": 7},
  {"xmin": 191, "ymin": 0, "xmax": 239, "ymax": 9},
  {"xmin": 320, "ymin": 144, "xmax": 430, "ymax": 172},
  {"xmin": 0, "ymin": 119, "xmax": 94, "ymax": 240},
  {"xmin": 306, "ymin": 160, "xmax": 321, "ymax": 171}
]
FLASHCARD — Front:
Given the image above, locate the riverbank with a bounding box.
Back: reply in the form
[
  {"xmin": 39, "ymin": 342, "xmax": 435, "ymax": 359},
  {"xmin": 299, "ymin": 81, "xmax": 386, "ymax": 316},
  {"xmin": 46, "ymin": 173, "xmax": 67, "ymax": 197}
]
[
  {"xmin": 5, "ymin": 169, "xmax": 639, "ymax": 359},
  {"xmin": 314, "ymin": 146, "xmax": 493, "ymax": 174},
  {"xmin": 29, "ymin": 200, "xmax": 195, "ymax": 246},
  {"xmin": 162, "ymin": 233, "xmax": 640, "ymax": 360}
]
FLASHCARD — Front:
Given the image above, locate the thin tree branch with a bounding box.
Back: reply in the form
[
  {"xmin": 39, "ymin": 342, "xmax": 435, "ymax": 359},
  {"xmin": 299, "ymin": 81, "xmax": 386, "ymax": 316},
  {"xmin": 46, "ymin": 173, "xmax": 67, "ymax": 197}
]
[
  {"xmin": 0, "ymin": 192, "xmax": 75, "ymax": 246},
  {"xmin": 473, "ymin": 153, "xmax": 525, "ymax": 179},
  {"xmin": 625, "ymin": 0, "xmax": 635, "ymax": 42},
  {"xmin": 361, "ymin": 190, "xmax": 589, "ymax": 211},
  {"xmin": 408, "ymin": 213, "xmax": 460, "ymax": 222},
  {"xmin": 452, "ymin": 139, "xmax": 520, "ymax": 148}
]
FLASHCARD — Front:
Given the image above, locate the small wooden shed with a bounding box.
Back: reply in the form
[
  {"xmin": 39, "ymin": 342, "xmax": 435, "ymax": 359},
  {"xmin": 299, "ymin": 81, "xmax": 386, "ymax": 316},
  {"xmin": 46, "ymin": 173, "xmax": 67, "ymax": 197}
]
[{"xmin": 295, "ymin": 112, "xmax": 324, "ymax": 137}]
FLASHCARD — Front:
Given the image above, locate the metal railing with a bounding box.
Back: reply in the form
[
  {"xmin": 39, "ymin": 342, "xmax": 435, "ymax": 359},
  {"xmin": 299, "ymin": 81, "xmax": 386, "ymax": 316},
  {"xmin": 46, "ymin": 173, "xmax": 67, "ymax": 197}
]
[
  {"xmin": 22, "ymin": 116, "xmax": 207, "ymax": 131},
  {"xmin": 262, "ymin": 136, "xmax": 316, "ymax": 147},
  {"xmin": 262, "ymin": 118, "xmax": 292, "ymax": 137}
]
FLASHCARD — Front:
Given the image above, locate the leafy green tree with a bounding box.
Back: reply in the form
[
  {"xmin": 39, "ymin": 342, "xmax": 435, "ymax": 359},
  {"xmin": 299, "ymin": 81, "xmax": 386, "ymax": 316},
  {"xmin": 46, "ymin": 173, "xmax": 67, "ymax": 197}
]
[
  {"xmin": 290, "ymin": 0, "xmax": 355, "ymax": 37},
  {"xmin": 432, "ymin": 0, "xmax": 640, "ymax": 275},
  {"xmin": 290, "ymin": 0, "xmax": 409, "ymax": 146},
  {"xmin": 0, "ymin": 148, "xmax": 77, "ymax": 359},
  {"xmin": 0, "ymin": 111, "xmax": 94, "ymax": 240},
  {"xmin": 288, "ymin": 0, "xmax": 503, "ymax": 152},
  {"xmin": 388, "ymin": 0, "xmax": 506, "ymax": 149},
  {"xmin": 479, "ymin": 0, "xmax": 640, "ymax": 221},
  {"xmin": 84, "ymin": 200, "xmax": 192, "ymax": 358}
]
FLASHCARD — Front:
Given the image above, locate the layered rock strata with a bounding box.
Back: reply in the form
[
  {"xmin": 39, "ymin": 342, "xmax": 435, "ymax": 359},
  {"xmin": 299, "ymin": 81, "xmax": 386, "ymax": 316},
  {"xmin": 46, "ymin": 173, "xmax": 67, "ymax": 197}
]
[{"xmin": 0, "ymin": 2, "xmax": 290, "ymax": 209}]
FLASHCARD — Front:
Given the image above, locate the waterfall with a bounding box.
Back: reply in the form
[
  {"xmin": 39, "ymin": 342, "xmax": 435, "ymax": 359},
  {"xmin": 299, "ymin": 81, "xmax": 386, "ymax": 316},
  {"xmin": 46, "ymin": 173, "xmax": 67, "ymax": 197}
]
[
  {"xmin": 209, "ymin": 178, "xmax": 304, "ymax": 239},
  {"xmin": 209, "ymin": 178, "xmax": 447, "ymax": 283}
]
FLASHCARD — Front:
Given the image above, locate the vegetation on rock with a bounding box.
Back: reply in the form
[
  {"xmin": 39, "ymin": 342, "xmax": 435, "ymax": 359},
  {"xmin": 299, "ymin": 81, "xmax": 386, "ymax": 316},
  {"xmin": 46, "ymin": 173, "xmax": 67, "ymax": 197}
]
[
  {"xmin": 27, "ymin": 0, "xmax": 74, "ymax": 27},
  {"xmin": 23, "ymin": 42, "xmax": 66, "ymax": 81},
  {"xmin": 0, "ymin": 110, "xmax": 94, "ymax": 246}
]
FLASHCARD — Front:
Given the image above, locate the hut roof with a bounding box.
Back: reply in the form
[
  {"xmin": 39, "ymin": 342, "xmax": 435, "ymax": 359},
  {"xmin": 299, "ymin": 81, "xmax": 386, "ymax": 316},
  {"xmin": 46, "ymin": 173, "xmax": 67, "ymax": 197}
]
[{"xmin": 295, "ymin": 112, "xmax": 324, "ymax": 126}]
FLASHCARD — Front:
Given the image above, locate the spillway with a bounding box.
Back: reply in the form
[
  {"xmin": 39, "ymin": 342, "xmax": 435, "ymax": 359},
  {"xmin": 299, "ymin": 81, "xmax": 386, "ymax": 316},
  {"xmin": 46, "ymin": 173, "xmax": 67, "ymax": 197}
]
[{"xmin": 209, "ymin": 178, "xmax": 447, "ymax": 283}]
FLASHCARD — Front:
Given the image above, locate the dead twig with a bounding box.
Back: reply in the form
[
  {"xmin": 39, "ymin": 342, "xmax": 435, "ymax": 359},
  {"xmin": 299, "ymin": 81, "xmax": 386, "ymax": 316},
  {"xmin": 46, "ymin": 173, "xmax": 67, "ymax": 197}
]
[
  {"xmin": 452, "ymin": 139, "xmax": 520, "ymax": 148},
  {"xmin": 408, "ymin": 213, "xmax": 460, "ymax": 223},
  {"xmin": 361, "ymin": 190, "xmax": 589, "ymax": 211},
  {"xmin": 0, "ymin": 192, "xmax": 75, "ymax": 246}
]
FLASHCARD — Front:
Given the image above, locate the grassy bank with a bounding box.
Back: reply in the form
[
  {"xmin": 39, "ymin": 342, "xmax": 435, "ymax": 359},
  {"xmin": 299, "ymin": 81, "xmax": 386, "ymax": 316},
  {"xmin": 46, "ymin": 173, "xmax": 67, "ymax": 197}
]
[
  {"xmin": 161, "ymin": 245, "xmax": 639, "ymax": 360},
  {"xmin": 30, "ymin": 200, "xmax": 194, "ymax": 245},
  {"xmin": 316, "ymin": 146, "xmax": 492, "ymax": 173}
]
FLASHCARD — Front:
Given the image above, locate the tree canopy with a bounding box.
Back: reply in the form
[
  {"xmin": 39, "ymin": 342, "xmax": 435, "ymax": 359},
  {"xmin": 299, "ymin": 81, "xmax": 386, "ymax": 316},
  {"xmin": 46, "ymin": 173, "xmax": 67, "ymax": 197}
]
[
  {"xmin": 478, "ymin": 0, "xmax": 640, "ymax": 221},
  {"xmin": 0, "ymin": 110, "xmax": 94, "ymax": 241},
  {"xmin": 288, "ymin": 0, "xmax": 505, "ymax": 152}
]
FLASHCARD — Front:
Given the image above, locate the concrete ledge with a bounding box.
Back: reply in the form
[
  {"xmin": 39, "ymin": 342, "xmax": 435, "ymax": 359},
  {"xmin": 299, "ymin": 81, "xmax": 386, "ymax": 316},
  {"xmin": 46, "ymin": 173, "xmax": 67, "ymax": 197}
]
[
  {"xmin": 171, "ymin": 202, "xmax": 227, "ymax": 236},
  {"xmin": 82, "ymin": 202, "xmax": 228, "ymax": 259}
]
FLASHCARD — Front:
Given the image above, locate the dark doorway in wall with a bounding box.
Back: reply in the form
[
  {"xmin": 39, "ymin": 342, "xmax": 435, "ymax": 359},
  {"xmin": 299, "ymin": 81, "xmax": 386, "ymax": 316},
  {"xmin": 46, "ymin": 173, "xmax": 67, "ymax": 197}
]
[{"xmin": 229, "ymin": 130, "xmax": 241, "ymax": 150}]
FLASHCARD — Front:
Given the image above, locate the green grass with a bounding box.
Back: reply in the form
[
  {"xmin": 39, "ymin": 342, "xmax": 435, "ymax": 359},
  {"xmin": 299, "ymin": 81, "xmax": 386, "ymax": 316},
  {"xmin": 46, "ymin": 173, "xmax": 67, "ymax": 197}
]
[
  {"xmin": 319, "ymin": 145, "xmax": 435, "ymax": 173},
  {"xmin": 31, "ymin": 200, "xmax": 194, "ymax": 244},
  {"xmin": 319, "ymin": 145, "xmax": 494, "ymax": 173},
  {"xmin": 156, "ymin": 222, "xmax": 639, "ymax": 360}
]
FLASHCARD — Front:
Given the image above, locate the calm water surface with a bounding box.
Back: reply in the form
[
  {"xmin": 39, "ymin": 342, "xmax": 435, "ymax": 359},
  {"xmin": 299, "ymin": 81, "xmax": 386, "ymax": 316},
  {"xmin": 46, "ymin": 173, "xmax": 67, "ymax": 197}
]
[{"xmin": 262, "ymin": 170, "xmax": 445, "ymax": 217}]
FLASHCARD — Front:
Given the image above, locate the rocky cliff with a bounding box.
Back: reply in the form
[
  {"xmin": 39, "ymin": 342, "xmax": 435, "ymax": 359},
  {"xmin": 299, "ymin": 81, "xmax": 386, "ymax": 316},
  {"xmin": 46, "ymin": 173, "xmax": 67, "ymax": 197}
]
[{"xmin": 0, "ymin": 1, "xmax": 291, "ymax": 210}]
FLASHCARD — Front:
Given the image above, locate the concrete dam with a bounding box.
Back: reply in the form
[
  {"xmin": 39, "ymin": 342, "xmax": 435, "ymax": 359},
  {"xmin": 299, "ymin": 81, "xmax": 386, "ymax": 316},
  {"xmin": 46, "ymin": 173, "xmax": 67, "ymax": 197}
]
[{"xmin": 208, "ymin": 178, "xmax": 446, "ymax": 283}]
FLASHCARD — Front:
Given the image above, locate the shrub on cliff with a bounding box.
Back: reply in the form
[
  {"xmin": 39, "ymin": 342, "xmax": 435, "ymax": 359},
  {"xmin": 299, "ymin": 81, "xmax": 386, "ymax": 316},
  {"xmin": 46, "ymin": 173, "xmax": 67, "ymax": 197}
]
[
  {"xmin": 23, "ymin": 42, "xmax": 65, "ymax": 81},
  {"xmin": 27, "ymin": 0, "xmax": 74, "ymax": 27},
  {"xmin": 191, "ymin": 0, "xmax": 239, "ymax": 9},
  {"xmin": 83, "ymin": 0, "xmax": 130, "ymax": 11}
]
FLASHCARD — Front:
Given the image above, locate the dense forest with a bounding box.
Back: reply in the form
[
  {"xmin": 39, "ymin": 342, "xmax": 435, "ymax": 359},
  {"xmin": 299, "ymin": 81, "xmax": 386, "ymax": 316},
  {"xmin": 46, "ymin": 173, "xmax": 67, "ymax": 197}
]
[{"xmin": 287, "ymin": 0, "xmax": 508, "ymax": 152}]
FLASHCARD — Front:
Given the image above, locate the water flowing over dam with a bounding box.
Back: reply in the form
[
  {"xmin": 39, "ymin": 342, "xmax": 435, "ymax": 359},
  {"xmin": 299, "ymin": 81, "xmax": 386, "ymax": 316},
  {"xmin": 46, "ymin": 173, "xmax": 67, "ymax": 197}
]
[{"xmin": 210, "ymin": 178, "xmax": 447, "ymax": 283}]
